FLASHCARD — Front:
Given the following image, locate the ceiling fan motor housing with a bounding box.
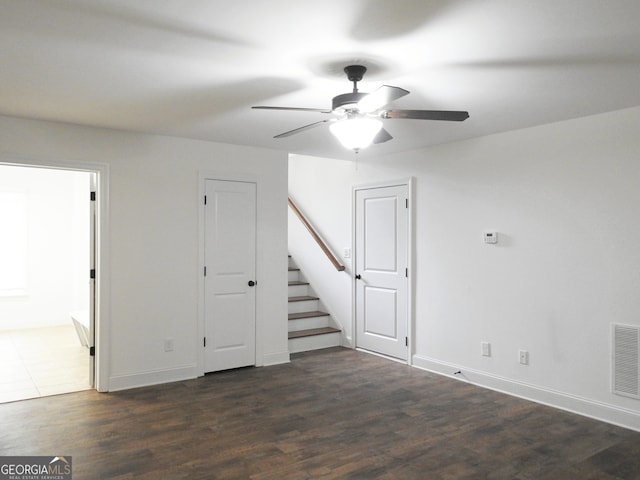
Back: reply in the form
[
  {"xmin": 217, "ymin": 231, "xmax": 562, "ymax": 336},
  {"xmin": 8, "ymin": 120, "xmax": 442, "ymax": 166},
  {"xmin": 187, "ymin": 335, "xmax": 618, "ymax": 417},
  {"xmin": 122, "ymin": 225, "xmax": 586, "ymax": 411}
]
[{"xmin": 332, "ymin": 92, "xmax": 367, "ymax": 112}]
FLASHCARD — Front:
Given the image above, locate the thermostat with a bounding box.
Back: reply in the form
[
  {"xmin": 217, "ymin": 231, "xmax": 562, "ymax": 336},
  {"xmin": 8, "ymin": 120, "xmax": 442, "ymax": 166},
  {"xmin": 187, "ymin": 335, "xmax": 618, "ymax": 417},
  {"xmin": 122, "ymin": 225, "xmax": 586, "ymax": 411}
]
[{"xmin": 484, "ymin": 232, "xmax": 498, "ymax": 244}]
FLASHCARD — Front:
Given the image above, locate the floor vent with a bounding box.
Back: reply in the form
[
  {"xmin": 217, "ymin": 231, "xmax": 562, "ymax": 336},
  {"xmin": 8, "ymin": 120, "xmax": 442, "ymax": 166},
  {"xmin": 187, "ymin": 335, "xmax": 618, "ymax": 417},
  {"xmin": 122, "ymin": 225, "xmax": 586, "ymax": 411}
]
[{"xmin": 613, "ymin": 324, "xmax": 640, "ymax": 399}]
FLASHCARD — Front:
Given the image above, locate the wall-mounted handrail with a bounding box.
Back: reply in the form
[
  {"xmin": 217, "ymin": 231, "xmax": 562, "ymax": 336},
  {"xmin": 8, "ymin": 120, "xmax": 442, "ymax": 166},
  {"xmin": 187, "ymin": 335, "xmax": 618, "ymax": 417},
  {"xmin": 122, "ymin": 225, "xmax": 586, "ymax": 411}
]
[{"xmin": 288, "ymin": 197, "xmax": 345, "ymax": 272}]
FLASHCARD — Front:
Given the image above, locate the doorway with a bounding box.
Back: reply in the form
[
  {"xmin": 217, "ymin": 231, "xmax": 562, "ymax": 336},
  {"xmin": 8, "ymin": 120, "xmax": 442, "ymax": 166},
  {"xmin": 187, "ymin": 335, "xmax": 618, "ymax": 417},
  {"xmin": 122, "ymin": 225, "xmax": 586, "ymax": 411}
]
[
  {"xmin": 0, "ymin": 164, "xmax": 96, "ymax": 402},
  {"xmin": 203, "ymin": 179, "xmax": 257, "ymax": 373},
  {"xmin": 354, "ymin": 181, "xmax": 411, "ymax": 362}
]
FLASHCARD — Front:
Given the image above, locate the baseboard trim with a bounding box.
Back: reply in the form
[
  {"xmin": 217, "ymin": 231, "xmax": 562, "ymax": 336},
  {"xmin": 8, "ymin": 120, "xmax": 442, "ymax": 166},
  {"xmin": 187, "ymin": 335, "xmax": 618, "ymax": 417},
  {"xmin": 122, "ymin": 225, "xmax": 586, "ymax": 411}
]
[
  {"xmin": 263, "ymin": 350, "xmax": 290, "ymax": 366},
  {"xmin": 108, "ymin": 364, "xmax": 198, "ymax": 392},
  {"xmin": 412, "ymin": 354, "xmax": 640, "ymax": 432}
]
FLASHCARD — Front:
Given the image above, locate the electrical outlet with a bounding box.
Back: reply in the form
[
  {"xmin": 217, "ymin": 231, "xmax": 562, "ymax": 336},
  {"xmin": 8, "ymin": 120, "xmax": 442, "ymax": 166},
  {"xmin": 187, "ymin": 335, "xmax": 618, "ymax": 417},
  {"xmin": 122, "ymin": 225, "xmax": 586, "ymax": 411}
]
[
  {"xmin": 519, "ymin": 349, "xmax": 529, "ymax": 365},
  {"xmin": 481, "ymin": 342, "xmax": 491, "ymax": 357},
  {"xmin": 164, "ymin": 338, "xmax": 174, "ymax": 352}
]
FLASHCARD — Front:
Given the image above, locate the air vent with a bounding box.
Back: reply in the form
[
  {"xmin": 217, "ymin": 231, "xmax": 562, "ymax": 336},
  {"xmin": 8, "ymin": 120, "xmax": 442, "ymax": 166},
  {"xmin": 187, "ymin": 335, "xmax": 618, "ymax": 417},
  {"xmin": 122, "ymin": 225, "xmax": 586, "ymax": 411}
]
[{"xmin": 613, "ymin": 324, "xmax": 640, "ymax": 399}]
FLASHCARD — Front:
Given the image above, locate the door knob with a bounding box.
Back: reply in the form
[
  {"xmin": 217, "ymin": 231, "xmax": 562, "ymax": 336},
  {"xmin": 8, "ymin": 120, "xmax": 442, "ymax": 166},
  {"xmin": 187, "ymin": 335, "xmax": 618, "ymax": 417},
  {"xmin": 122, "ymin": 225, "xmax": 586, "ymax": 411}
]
[
  {"xmin": 355, "ymin": 274, "xmax": 361, "ymax": 280},
  {"xmin": 248, "ymin": 280, "xmax": 256, "ymax": 287}
]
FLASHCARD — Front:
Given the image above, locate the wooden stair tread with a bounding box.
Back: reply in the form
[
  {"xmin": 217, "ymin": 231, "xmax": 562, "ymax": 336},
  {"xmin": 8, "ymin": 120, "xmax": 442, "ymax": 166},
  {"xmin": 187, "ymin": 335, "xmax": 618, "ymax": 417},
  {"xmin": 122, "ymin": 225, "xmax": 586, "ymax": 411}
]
[
  {"xmin": 288, "ymin": 295, "xmax": 319, "ymax": 302},
  {"xmin": 288, "ymin": 267, "xmax": 300, "ymax": 272},
  {"xmin": 288, "ymin": 327, "xmax": 341, "ymax": 339},
  {"xmin": 288, "ymin": 310, "xmax": 330, "ymax": 320},
  {"xmin": 288, "ymin": 280, "xmax": 309, "ymax": 286}
]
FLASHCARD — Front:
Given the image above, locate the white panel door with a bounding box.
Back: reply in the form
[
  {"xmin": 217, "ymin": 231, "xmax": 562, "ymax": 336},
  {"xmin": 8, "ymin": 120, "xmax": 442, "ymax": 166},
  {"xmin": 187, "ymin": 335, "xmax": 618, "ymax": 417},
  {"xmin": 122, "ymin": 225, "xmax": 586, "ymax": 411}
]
[
  {"xmin": 355, "ymin": 184, "xmax": 408, "ymax": 360},
  {"xmin": 204, "ymin": 180, "xmax": 257, "ymax": 372}
]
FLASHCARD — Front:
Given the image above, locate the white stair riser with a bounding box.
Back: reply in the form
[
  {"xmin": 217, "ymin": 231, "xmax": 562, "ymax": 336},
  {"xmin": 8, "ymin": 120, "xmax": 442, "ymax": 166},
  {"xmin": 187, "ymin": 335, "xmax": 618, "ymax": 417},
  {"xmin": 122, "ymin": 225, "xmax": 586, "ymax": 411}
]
[
  {"xmin": 288, "ymin": 299, "xmax": 319, "ymax": 314},
  {"xmin": 288, "ymin": 270, "xmax": 301, "ymax": 282},
  {"xmin": 287, "ymin": 284, "xmax": 309, "ymax": 297},
  {"xmin": 289, "ymin": 332, "xmax": 342, "ymax": 354},
  {"xmin": 288, "ymin": 316, "xmax": 330, "ymax": 332}
]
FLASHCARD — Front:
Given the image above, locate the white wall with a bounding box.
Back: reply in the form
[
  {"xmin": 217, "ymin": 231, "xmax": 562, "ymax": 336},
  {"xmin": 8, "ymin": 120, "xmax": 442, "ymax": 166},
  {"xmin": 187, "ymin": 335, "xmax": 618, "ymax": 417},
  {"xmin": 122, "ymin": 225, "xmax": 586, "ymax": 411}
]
[
  {"xmin": 0, "ymin": 166, "xmax": 90, "ymax": 330},
  {"xmin": 289, "ymin": 105, "xmax": 640, "ymax": 430},
  {"xmin": 0, "ymin": 114, "xmax": 289, "ymax": 391}
]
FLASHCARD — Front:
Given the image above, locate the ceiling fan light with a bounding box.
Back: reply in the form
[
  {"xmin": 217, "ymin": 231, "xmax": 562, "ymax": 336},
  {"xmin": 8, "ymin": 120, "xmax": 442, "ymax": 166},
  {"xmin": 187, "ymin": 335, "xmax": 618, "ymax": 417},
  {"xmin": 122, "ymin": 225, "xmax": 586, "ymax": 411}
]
[{"xmin": 329, "ymin": 117, "xmax": 383, "ymax": 151}]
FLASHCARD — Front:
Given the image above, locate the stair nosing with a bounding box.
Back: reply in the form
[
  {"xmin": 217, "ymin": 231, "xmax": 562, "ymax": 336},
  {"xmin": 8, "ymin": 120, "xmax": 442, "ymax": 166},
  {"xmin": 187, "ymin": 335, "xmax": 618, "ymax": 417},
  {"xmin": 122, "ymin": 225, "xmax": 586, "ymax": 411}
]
[
  {"xmin": 288, "ymin": 295, "xmax": 319, "ymax": 303},
  {"xmin": 288, "ymin": 310, "xmax": 330, "ymax": 320}
]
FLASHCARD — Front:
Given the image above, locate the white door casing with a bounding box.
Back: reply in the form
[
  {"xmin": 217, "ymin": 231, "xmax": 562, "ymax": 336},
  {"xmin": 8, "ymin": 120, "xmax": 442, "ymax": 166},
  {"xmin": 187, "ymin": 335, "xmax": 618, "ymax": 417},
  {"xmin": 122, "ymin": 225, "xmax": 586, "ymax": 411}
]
[
  {"xmin": 89, "ymin": 172, "xmax": 97, "ymax": 387},
  {"xmin": 204, "ymin": 179, "xmax": 257, "ymax": 372},
  {"xmin": 354, "ymin": 183, "xmax": 409, "ymax": 361},
  {"xmin": 0, "ymin": 159, "xmax": 109, "ymax": 392}
]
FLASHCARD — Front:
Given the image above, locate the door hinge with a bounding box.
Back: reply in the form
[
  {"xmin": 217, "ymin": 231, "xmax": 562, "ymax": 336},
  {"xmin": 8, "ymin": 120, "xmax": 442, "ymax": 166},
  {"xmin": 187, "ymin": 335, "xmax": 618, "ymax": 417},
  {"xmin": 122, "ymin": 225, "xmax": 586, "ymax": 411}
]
[
  {"xmin": 405, "ymin": 198, "xmax": 408, "ymax": 208},
  {"xmin": 405, "ymin": 337, "xmax": 408, "ymax": 347},
  {"xmin": 90, "ymin": 191, "xmax": 96, "ymax": 201},
  {"xmin": 204, "ymin": 337, "xmax": 206, "ymax": 347},
  {"xmin": 89, "ymin": 346, "xmax": 95, "ymax": 356},
  {"xmin": 204, "ymin": 266, "xmax": 207, "ymax": 277},
  {"xmin": 204, "ymin": 195, "xmax": 207, "ymax": 205},
  {"xmin": 90, "ymin": 269, "xmax": 96, "ymax": 279},
  {"xmin": 405, "ymin": 268, "xmax": 408, "ymax": 278}
]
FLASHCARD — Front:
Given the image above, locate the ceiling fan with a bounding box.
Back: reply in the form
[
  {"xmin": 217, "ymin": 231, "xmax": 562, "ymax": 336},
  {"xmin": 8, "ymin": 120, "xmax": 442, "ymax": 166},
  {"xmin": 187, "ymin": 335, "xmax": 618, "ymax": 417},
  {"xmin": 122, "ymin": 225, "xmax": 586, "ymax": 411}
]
[{"xmin": 252, "ymin": 65, "xmax": 469, "ymax": 152}]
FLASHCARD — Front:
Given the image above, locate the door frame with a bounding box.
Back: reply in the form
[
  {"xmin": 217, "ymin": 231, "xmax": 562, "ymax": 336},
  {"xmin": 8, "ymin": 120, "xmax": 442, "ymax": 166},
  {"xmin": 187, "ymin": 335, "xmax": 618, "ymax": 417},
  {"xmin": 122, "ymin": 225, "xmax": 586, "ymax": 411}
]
[
  {"xmin": 198, "ymin": 171, "xmax": 261, "ymax": 376},
  {"xmin": 0, "ymin": 155, "xmax": 110, "ymax": 392},
  {"xmin": 352, "ymin": 177, "xmax": 414, "ymax": 365}
]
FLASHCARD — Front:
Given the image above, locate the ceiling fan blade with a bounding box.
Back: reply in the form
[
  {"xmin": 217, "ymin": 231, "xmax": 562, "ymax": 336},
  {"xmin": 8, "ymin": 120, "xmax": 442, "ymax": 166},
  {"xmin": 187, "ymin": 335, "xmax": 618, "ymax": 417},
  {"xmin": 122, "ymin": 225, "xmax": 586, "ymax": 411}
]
[
  {"xmin": 372, "ymin": 127, "xmax": 393, "ymax": 144},
  {"xmin": 384, "ymin": 109, "xmax": 469, "ymax": 121},
  {"xmin": 252, "ymin": 106, "xmax": 331, "ymax": 113},
  {"xmin": 273, "ymin": 119, "xmax": 331, "ymax": 138},
  {"xmin": 357, "ymin": 85, "xmax": 409, "ymax": 113}
]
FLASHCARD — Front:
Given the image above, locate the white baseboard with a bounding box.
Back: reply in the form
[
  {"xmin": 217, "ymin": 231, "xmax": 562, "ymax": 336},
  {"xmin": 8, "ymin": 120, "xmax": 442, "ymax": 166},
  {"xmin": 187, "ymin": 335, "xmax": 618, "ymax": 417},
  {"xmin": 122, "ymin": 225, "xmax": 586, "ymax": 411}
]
[
  {"xmin": 263, "ymin": 350, "xmax": 290, "ymax": 366},
  {"xmin": 108, "ymin": 364, "xmax": 198, "ymax": 392},
  {"xmin": 342, "ymin": 335, "xmax": 354, "ymax": 348},
  {"xmin": 412, "ymin": 354, "xmax": 640, "ymax": 432},
  {"xmin": 108, "ymin": 354, "xmax": 290, "ymax": 391}
]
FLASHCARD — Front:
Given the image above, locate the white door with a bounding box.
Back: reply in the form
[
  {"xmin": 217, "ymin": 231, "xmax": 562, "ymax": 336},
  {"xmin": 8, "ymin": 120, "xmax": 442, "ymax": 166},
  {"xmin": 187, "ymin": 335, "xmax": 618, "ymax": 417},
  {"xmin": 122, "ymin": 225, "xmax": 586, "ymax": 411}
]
[
  {"xmin": 355, "ymin": 184, "xmax": 409, "ymax": 361},
  {"xmin": 204, "ymin": 180, "xmax": 257, "ymax": 372}
]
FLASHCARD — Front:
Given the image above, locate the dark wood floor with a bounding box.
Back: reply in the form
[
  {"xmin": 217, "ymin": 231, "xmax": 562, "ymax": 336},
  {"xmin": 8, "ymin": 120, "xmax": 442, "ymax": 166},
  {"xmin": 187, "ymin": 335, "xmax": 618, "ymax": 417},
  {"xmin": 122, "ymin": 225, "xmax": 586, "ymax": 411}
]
[{"xmin": 1, "ymin": 347, "xmax": 640, "ymax": 479}]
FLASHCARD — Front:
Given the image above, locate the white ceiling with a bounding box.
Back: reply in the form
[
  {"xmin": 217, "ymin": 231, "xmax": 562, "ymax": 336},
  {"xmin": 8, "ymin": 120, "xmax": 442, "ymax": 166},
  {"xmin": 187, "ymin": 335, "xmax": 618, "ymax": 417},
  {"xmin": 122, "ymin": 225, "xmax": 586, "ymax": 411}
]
[{"xmin": 2, "ymin": 0, "xmax": 640, "ymax": 160}]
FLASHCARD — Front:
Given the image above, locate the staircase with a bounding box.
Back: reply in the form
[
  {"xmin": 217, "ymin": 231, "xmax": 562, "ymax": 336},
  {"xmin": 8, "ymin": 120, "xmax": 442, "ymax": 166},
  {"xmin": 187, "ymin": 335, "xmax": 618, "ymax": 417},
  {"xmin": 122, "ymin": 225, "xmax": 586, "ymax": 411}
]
[{"xmin": 288, "ymin": 256, "xmax": 342, "ymax": 353}]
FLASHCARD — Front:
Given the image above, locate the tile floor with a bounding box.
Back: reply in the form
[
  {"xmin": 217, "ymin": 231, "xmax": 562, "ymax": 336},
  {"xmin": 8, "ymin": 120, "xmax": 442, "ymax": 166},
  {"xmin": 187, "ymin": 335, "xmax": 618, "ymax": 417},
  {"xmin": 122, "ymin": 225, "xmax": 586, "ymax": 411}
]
[{"xmin": 0, "ymin": 324, "xmax": 91, "ymax": 403}]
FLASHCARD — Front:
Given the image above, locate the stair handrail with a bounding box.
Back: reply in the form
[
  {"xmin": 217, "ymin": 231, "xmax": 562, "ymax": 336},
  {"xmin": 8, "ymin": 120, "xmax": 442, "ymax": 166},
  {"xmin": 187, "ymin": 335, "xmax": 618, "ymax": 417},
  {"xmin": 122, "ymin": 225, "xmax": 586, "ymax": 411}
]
[{"xmin": 288, "ymin": 197, "xmax": 345, "ymax": 272}]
